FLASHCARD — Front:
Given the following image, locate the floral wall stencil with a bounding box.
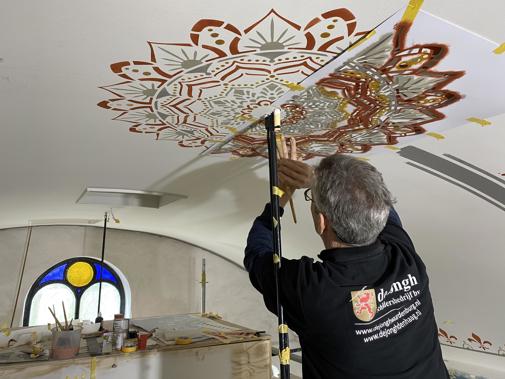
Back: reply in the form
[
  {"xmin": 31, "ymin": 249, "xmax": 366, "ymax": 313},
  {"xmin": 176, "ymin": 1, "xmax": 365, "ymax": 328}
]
[
  {"xmin": 439, "ymin": 328, "xmax": 458, "ymax": 345},
  {"xmin": 215, "ymin": 22, "xmax": 464, "ymax": 159},
  {"xmin": 99, "ymin": 9, "xmax": 367, "ymax": 149},
  {"xmin": 99, "ymin": 7, "xmax": 466, "ymax": 159},
  {"xmin": 438, "ymin": 328, "xmax": 505, "ymax": 357}
]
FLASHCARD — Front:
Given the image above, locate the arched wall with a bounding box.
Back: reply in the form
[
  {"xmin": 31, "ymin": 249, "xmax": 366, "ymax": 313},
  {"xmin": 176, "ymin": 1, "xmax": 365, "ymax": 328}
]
[{"xmin": 0, "ymin": 225, "xmax": 279, "ymax": 339}]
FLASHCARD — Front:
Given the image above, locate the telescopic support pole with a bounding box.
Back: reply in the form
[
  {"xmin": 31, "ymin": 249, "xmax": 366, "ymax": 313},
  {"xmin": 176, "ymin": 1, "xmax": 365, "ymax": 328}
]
[
  {"xmin": 95, "ymin": 212, "xmax": 108, "ymax": 328},
  {"xmin": 265, "ymin": 109, "xmax": 290, "ymax": 379}
]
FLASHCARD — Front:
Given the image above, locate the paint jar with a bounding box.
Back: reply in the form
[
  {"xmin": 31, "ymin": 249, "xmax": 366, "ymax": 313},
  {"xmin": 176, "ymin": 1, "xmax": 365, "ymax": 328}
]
[
  {"xmin": 102, "ymin": 332, "xmax": 113, "ymax": 354},
  {"xmin": 137, "ymin": 333, "xmax": 151, "ymax": 350},
  {"xmin": 112, "ymin": 314, "xmax": 129, "ymax": 350},
  {"xmin": 50, "ymin": 328, "xmax": 81, "ymax": 360}
]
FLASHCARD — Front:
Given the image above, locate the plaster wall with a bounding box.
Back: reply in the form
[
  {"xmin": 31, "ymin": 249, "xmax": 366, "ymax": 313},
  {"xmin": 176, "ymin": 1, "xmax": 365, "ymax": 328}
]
[{"xmin": 0, "ymin": 226, "xmax": 278, "ymax": 340}]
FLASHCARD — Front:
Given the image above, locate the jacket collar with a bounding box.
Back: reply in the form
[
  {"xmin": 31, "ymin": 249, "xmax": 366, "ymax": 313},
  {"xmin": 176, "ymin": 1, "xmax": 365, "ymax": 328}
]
[{"xmin": 318, "ymin": 240, "xmax": 384, "ymax": 263}]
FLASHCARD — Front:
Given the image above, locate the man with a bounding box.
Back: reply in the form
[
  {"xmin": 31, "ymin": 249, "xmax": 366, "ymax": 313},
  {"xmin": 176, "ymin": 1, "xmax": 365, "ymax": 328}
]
[{"xmin": 244, "ymin": 149, "xmax": 448, "ymax": 378}]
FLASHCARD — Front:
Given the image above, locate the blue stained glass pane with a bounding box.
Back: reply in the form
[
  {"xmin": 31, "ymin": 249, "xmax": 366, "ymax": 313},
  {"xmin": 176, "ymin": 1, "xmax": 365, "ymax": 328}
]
[
  {"xmin": 39, "ymin": 264, "xmax": 67, "ymax": 285},
  {"xmin": 93, "ymin": 263, "xmax": 117, "ymax": 284}
]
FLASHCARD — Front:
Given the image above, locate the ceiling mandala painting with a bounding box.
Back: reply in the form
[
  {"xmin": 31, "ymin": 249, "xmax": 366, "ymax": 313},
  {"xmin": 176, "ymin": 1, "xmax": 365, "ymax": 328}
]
[{"xmin": 99, "ymin": 6, "xmax": 475, "ymax": 160}]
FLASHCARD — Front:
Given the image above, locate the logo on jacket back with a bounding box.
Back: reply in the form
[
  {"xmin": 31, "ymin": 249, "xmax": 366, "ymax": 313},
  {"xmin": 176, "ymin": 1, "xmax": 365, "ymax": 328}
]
[{"xmin": 351, "ymin": 289, "xmax": 377, "ymax": 322}]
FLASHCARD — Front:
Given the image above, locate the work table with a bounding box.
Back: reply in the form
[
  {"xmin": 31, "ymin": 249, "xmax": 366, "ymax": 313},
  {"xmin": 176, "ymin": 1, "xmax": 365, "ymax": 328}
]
[{"xmin": 0, "ymin": 314, "xmax": 272, "ymax": 379}]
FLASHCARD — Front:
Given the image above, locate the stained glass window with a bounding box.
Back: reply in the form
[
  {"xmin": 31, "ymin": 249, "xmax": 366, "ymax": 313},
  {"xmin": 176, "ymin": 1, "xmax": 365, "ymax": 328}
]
[
  {"xmin": 24, "ymin": 257, "xmax": 127, "ymax": 326},
  {"xmin": 28, "ymin": 283, "xmax": 76, "ymax": 326},
  {"xmin": 39, "ymin": 264, "xmax": 66, "ymax": 285},
  {"xmin": 79, "ymin": 283, "xmax": 121, "ymax": 321}
]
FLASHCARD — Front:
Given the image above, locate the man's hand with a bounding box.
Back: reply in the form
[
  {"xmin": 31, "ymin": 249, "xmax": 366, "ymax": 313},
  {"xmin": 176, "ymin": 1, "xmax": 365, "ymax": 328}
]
[
  {"xmin": 277, "ymin": 137, "xmax": 314, "ymax": 207},
  {"xmin": 278, "ymin": 159, "xmax": 314, "ymax": 190}
]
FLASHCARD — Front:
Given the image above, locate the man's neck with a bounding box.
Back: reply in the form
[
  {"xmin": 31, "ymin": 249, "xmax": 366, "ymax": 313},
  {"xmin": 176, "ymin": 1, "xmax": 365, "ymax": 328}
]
[{"xmin": 323, "ymin": 238, "xmax": 350, "ymax": 249}]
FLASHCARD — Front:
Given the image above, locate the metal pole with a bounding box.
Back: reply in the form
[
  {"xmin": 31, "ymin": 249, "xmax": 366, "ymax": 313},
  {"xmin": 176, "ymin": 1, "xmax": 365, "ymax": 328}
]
[
  {"xmin": 10, "ymin": 225, "xmax": 33, "ymax": 328},
  {"xmin": 96, "ymin": 212, "xmax": 107, "ymax": 323},
  {"xmin": 265, "ymin": 110, "xmax": 290, "ymax": 379},
  {"xmin": 201, "ymin": 258, "xmax": 207, "ymax": 314}
]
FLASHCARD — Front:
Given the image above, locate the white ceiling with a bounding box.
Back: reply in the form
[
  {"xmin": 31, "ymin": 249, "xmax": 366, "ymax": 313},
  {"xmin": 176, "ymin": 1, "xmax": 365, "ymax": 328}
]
[{"xmin": 0, "ymin": 0, "xmax": 503, "ymax": 254}]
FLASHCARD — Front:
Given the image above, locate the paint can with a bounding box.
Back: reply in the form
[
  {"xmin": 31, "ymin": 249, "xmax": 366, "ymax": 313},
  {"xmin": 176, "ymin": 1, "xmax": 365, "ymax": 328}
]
[
  {"xmin": 137, "ymin": 332, "xmax": 151, "ymax": 350},
  {"xmin": 112, "ymin": 314, "xmax": 129, "ymax": 350}
]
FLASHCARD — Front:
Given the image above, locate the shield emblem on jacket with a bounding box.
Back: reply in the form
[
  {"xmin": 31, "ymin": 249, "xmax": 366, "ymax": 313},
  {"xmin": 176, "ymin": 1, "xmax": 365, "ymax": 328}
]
[{"xmin": 351, "ymin": 289, "xmax": 377, "ymax": 322}]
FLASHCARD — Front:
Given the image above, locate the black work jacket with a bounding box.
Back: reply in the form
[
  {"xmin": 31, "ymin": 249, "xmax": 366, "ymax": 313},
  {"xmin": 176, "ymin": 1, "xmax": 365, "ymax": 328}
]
[{"xmin": 244, "ymin": 204, "xmax": 448, "ymax": 379}]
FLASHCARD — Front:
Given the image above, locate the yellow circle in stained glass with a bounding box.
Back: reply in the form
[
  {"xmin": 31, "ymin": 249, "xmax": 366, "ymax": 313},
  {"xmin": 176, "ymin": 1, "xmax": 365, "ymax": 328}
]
[{"xmin": 66, "ymin": 262, "xmax": 94, "ymax": 287}]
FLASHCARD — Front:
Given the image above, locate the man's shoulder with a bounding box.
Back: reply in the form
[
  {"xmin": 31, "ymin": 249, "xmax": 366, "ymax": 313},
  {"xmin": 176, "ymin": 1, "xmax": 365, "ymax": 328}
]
[
  {"xmin": 380, "ymin": 222, "xmax": 416, "ymax": 253},
  {"xmin": 281, "ymin": 255, "xmax": 329, "ymax": 282}
]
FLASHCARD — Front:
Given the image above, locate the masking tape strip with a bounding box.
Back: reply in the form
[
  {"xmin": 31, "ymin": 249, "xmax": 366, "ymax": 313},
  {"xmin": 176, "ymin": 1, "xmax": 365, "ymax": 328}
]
[
  {"xmin": 286, "ymin": 82, "xmax": 304, "ymax": 91},
  {"xmin": 0, "ymin": 322, "xmax": 11, "ymax": 337},
  {"xmin": 493, "ymin": 43, "xmax": 505, "ymax": 54},
  {"xmin": 90, "ymin": 357, "xmax": 97, "ymax": 379},
  {"xmin": 279, "ymin": 347, "xmax": 291, "ymax": 365},
  {"xmin": 273, "ymin": 254, "xmax": 281, "ymax": 264},
  {"xmin": 348, "ymin": 30, "xmax": 376, "ymax": 51},
  {"xmin": 401, "ymin": 0, "xmax": 424, "ymax": 23},
  {"xmin": 278, "ymin": 324, "xmax": 289, "ymax": 334},
  {"xmin": 273, "ymin": 109, "xmax": 281, "ymax": 127},
  {"xmin": 176, "ymin": 337, "xmax": 193, "ymax": 345},
  {"xmin": 272, "ymin": 186, "xmax": 285, "ymax": 198},
  {"xmin": 426, "ymin": 132, "xmax": 445, "ymax": 140},
  {"xmin": 467, "ymin": 117, "xmax": 492, "ymax": 126},
  {"xmin": 273, "ymin": 217, "xmax": 278, "ymax": 228},
  {"xmin": 385, "ymin": 145, "xmax": 401, "ymax": 151}
]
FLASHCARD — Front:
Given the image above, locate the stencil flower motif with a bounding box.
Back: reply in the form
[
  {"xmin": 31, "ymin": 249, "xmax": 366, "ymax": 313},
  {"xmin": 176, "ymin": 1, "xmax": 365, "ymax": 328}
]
[
  {"xmin": 438, "ymin": 328, "xmax": 458, "ymax": 345},
  {"xmin": 216, "ymin": 22, "xmax": 464, "ymax": 159},
  {"xmin": 99, "ymin": 9, "xmax": 368, "ymax": 153},
  {"xmin": 467, "ymin": 332, "xmax": 492, "ymax": 351},
  {"xmin": 99, "ymin": 13, "xmax": 464, "ymax": 160}
]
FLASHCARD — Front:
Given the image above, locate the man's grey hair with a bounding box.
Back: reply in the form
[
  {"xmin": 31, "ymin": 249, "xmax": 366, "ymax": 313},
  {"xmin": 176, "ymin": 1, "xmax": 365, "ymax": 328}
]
[{"xmin": 312, "ymin": 155, "xmax": 394, "ymax": 246}]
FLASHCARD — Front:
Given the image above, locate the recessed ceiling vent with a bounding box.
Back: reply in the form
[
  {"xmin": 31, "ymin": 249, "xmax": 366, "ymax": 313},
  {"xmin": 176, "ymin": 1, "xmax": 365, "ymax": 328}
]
[{"xmin": 76, "ymin": 187, "xmax": 187, "ymax": 209}]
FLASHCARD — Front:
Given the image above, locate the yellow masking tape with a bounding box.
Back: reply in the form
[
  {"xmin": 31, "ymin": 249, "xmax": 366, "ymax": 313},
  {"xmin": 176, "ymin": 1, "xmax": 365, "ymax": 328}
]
[
  {"xmin": 279, "ymin": 347, "xmax": 291, "ymax": 365},
  {"xmin": 273, "ymin": 254, "xmax": 281, "ymax": 264},
  {"xmin": 467, "ymin": 117, "xmax": 492, "ymax": 126},
  {"xmin": 348, "ymin": 30, "xmax": 376, "ymax": 51},
  {"xmin": 278, "ymin": 324, "xmax": 289, "ymax": 334},
  {"xmin": 401, "ymin": 0, "xmax": 424, "ymax": 23},
  {"xmin": 236, "ymin": 114, "xmax": 256, "ymax": 122},
  {"xmin": 121, "ymin": 346, "xmax": 137, "ymax": 353},
  {"xmin": 273, "ymin": 109, "xmax": 281, "ymax": 127},
  {"xmin": 272, "ymin": 186, "xmax": 285, "ymax": 198},
  {"xmin": 426, "ymin": 132, "xmax": 445, "ymax": 140},
  {"xmin": 0, "ymin": 322, "xmax": 10, "ymax": 337},
  {"xmin": 286, "ymin": 82, "xmax": 305, "ymax": 91},
  {"xmin": 175, "ymin": 337, "xmax": 193, "ymax": 345},
  {"xmin": 226, "ymin": 126, "xmax": 238, "ymax": 133},
  {"xmin": 385, "ymin": 146, "xmax": 401, "ymax": 151},
  {"xmin": 493, "ymin": 43, "xmax": 505, "ymax": 54},
  {"xmin": 90, "ymin": 357, "xmax": 97, "ymax": 379}
]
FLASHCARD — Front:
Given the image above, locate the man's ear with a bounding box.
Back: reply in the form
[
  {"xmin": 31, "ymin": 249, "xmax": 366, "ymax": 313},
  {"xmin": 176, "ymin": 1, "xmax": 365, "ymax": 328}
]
[{"xmin": 315, "ymin": 211, "xmax": 326, "ymax": 236}]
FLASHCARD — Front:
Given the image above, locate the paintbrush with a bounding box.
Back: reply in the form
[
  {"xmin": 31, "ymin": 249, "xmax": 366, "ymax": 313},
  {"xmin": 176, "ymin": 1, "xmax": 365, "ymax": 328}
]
[
  {"xmin": 277, "ymin": 134, "xmax": 297, "ymax": 224},
  {"xmin": 48, "ymin": 306, "xmax": 64, "ymax": 331},
  {"xmin": 62, "ymin": 301, "xmax": 68, "ymax": 330}
]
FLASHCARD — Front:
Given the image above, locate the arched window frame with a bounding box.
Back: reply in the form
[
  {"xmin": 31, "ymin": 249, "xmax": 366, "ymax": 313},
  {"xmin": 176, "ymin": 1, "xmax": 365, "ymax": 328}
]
[{"xmin": 23, "ymin": 257, "xmax": 125, "ymax": 326}]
